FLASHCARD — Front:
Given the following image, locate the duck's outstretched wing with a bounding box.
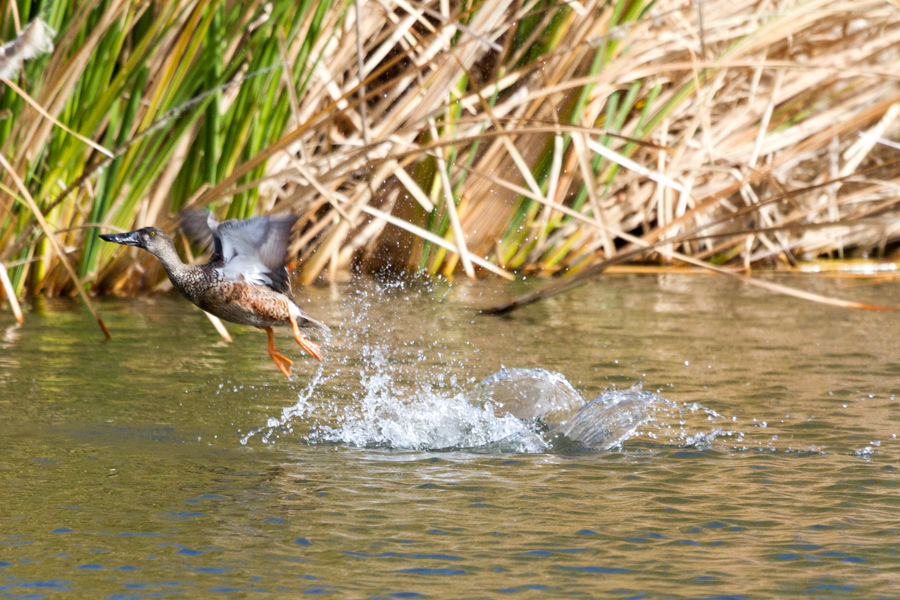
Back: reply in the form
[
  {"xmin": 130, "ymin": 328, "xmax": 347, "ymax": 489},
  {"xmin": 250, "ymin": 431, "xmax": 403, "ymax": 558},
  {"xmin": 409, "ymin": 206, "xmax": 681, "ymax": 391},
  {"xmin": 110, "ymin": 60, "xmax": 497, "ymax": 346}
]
[
  {"xmin": 179, "ymin": 210, "xmax": 217, "ymax": 253},
  {"xmin": 207, "ymin": 213, "xmax": 299, "ymax": 295}
]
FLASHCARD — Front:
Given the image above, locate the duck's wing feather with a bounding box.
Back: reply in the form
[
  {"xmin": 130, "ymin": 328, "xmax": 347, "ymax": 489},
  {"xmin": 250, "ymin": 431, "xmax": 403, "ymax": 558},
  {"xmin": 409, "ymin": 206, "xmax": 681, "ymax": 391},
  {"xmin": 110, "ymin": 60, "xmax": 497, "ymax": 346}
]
[
  {"xmin": 208, "ymin": 213, "xmax": 299, "ymax": 295},
  {"xmin": 179, "ymin": 210, "xmax": 217, "ymax": 253}
]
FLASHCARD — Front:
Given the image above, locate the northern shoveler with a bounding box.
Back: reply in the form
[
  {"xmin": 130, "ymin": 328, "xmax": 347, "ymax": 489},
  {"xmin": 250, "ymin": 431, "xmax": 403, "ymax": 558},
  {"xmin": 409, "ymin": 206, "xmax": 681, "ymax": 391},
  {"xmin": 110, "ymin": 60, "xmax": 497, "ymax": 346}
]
[{"xmin": 100, "ymin": 213, "xmax": 327, "ymax": 378}]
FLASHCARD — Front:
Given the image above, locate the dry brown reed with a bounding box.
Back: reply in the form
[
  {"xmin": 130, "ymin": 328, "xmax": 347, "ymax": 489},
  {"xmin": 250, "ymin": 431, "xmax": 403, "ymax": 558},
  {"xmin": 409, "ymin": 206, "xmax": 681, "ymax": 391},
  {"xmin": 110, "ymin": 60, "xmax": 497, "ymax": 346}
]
[
  {"xmin": 182, "ymin": 0, "xmax": 900, "ymax": 282},
  {"xmin": 2, "ymin": 0, "xmax": 900, "ymax": 321}
]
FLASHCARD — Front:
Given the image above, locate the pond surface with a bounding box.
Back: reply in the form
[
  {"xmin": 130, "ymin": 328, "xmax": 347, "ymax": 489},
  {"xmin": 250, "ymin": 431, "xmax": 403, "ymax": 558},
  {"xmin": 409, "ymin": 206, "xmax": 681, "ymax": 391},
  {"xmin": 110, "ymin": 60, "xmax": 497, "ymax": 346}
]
[{"xmin": 1, "ymin": 275, "xmax": 899, "ymax": 598}]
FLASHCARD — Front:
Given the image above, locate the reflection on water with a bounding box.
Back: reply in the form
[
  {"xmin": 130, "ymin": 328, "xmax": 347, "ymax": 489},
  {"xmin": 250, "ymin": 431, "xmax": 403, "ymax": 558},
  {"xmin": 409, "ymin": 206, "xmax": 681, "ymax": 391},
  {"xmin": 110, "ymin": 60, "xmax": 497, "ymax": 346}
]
[{"xmin": 2, "ymin": 275, "xmax": 900, "ymax": 598}]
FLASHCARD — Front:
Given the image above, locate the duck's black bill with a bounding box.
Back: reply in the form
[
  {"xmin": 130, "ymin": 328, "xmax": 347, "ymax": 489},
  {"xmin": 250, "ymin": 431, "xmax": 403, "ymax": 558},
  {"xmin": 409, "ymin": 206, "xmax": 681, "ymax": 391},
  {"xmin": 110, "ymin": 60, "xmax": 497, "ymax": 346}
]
[{"xmin": 99, "ymin": 231, "xmax": 141, "ymax": 247}]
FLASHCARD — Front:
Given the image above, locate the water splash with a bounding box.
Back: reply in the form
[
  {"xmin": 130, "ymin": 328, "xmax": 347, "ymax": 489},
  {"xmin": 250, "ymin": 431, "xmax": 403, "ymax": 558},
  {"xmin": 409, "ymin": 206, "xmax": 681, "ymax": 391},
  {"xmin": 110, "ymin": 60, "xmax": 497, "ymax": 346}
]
[
  {"xmin": 242, "ymin": 282, "xmax": 746, "ymax": 454},
  {"xmin": 240, "ymin": 366, "xmax": 326, "ymax": 446},
  {"xmin": 307, "ymin": 357, "xmax": 547, "ymax": 452},
  {"xmin": 468, "ymin": 368, "xmax": 586, "ymax": 426},
  {"xmin": 246, "ymin": 362, "xmax": 747, "ymax": 453},
  {"xmin": 556, "ymin": 382, "xmax": 682, "ymax": 450}
]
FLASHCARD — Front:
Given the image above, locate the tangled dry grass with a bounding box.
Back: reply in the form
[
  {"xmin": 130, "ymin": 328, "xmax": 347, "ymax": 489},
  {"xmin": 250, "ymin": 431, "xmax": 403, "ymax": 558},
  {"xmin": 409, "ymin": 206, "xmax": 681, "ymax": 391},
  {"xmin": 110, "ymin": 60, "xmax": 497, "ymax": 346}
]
[{"xmin": 2, "ymin": 0, "xmax": 900, "ymax": 326}]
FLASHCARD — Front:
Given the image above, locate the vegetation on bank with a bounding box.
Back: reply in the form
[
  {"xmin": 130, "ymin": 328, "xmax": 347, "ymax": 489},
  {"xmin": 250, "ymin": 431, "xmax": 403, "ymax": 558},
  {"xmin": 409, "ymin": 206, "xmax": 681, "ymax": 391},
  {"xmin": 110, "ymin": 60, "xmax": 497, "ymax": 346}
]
[{"xmin": 1, "ymin": 0, "xmax": 899, "ymax": 321}]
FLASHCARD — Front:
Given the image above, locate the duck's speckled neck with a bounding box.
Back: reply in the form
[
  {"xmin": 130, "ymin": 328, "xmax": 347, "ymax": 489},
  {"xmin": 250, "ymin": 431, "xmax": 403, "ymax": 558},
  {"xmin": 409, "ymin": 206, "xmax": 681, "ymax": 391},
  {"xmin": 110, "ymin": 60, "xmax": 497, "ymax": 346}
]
[
  {"xmin": 147, "ymin": 235, "xmax": 187, "ymax": 276},
  {"xmin": 145, "ymin": 234, "xmax": 214, "ymax": 304}
]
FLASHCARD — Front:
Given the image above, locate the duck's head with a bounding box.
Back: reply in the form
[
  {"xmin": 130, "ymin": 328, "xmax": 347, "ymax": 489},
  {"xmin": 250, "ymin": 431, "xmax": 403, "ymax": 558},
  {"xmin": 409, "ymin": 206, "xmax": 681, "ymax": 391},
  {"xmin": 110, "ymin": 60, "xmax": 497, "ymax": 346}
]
[{"xmin": 99, "ymin": 227, "xmax": 173, "ymax": 255}]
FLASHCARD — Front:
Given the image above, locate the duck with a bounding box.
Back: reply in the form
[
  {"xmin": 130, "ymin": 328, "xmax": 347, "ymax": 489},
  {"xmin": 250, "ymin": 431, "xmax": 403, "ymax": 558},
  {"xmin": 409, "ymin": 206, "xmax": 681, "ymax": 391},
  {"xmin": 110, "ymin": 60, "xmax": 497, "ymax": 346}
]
[{"xmin": 99, "ymin": 212, "xmax": 327, "ymax": 378}]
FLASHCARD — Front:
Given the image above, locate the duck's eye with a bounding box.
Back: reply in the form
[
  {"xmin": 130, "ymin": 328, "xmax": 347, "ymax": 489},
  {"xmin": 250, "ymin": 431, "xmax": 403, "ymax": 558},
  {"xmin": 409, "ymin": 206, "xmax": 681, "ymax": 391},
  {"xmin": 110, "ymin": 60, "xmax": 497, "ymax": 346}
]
[{"xmin": 149, "ymin": 231, "xmax": 155, "ymax": 237}]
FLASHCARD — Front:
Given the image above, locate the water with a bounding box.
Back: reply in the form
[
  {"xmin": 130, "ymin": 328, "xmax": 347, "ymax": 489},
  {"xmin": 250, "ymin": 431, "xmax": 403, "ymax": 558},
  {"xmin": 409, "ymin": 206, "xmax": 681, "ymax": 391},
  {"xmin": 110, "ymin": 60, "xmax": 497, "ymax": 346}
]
[{"xmin": 2, "ymin": 275, "xmax": 899, "ymax": 598}]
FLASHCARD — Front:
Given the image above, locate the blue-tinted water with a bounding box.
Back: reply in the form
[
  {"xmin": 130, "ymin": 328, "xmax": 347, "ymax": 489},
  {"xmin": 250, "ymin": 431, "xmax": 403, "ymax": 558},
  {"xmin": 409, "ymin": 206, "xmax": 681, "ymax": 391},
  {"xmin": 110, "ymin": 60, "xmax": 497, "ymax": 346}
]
[{"xmin": 1, "ymin": 276, "xmax": 899, "ymax": 598}]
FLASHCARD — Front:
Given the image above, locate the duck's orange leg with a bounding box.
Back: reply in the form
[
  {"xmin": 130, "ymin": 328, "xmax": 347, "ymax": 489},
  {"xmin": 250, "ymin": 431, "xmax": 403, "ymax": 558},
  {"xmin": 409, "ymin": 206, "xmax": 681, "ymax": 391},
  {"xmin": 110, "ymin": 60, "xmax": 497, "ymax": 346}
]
[
  {"xmin": 290, "ymin": 315, "xmax": 323, "ymax": 360},
  {"xmin": 266, "ymin": 326, "xmax": 293, "ymax": 378}
]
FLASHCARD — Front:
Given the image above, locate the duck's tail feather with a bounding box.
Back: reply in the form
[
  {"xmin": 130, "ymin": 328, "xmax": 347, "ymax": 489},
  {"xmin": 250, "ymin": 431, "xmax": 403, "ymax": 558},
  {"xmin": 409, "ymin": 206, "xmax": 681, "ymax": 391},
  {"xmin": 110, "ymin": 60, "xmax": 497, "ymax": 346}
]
[
  {"xmin": 288, "ymin": 301, "xmax": 330, "ymax": 336},
  {"xmin": 302, "ymin": 314, "xmax": 330, "ymax": 335}
]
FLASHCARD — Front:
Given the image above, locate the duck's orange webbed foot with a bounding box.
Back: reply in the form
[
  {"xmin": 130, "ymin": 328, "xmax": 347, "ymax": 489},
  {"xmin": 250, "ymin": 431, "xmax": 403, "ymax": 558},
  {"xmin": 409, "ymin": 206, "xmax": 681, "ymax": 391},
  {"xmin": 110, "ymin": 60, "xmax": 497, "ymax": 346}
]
[
  {"xmin": 266, "ymin": 326, "xmax": 293, "ymax": 378},
  {"xmin": 290, "ymin": 315, "xmax": 323, "ymax": 361}
]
